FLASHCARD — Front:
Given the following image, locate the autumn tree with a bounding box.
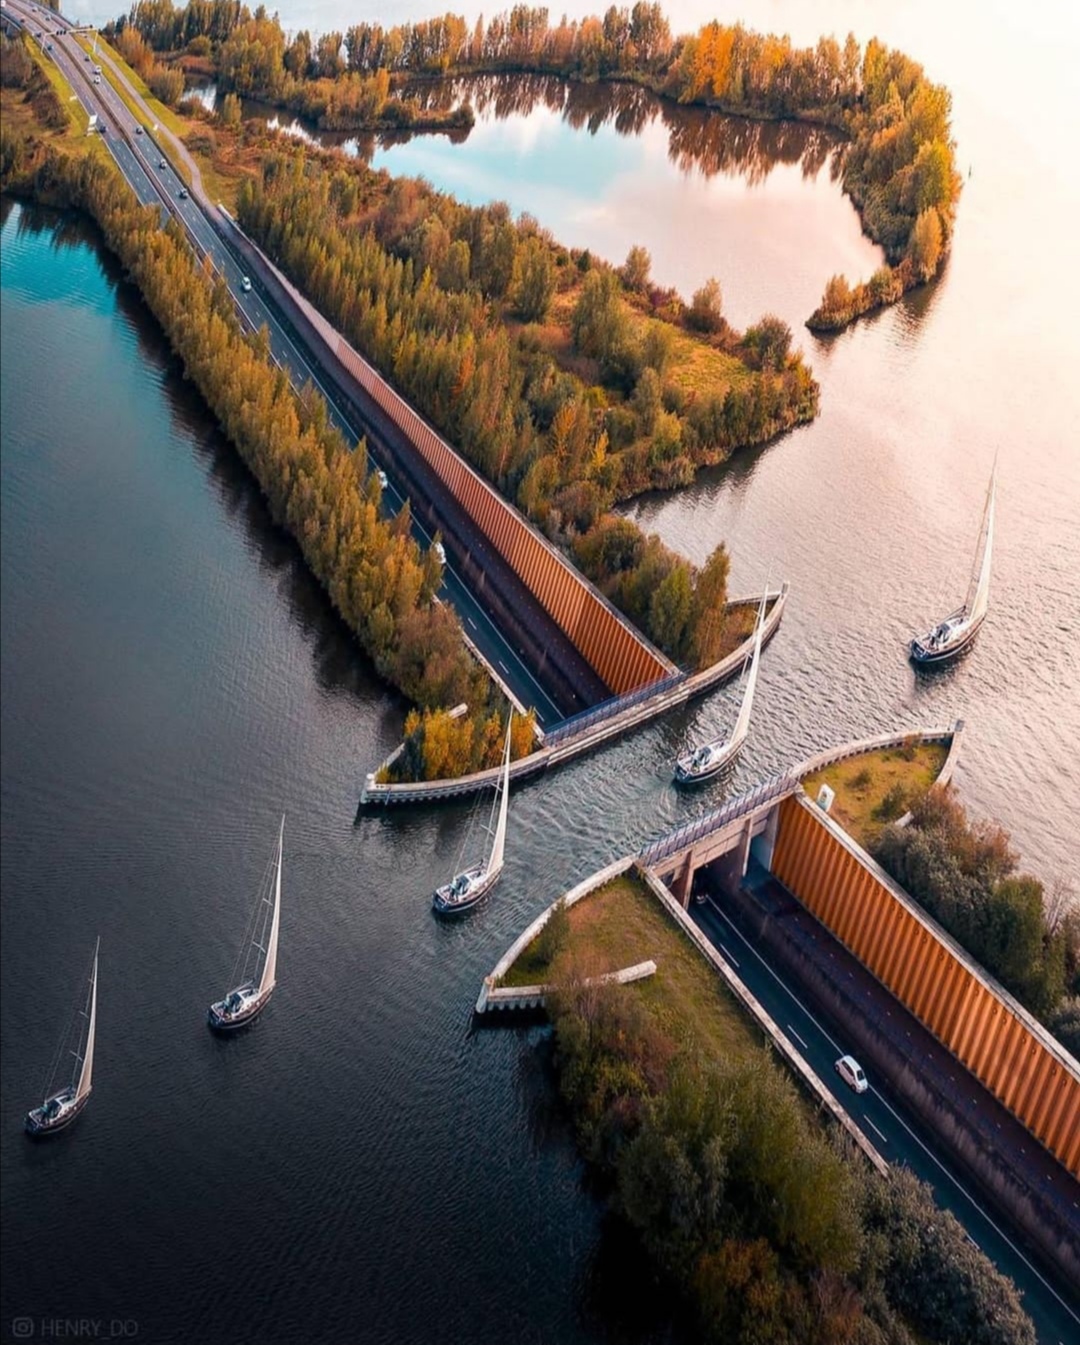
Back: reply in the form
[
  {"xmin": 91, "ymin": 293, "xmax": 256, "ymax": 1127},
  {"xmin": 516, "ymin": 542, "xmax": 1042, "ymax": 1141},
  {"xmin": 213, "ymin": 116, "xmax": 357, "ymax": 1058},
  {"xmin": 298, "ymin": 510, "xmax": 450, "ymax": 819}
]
[
  {"xmin": 908, "ymin": 207, "xmax": 943, "ymax": 281},
  {"xmin": 621, "ymin": 243, "xmax": 652, "ymax": 293},
  {"xmin": 510, "ymin": 235, "xmax": 555, "ymax": 321},
  {"xmin": 688, "ymin": 277, "xmax": 724, "ymax": 333}
]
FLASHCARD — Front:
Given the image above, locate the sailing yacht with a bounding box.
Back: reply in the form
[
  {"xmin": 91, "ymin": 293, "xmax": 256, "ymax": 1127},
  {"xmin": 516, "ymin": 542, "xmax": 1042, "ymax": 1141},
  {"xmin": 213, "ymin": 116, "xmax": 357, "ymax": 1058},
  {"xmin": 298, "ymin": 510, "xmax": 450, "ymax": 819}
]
[
  {"xmin": 26, "ymin": 939, "xmax": 99, "ymax": 1136},
  {"xmin": 208, "ymin": 816, "xmax": 283, "ymax": 1031},
  {"xmin": 910, "ymin": 466, "xmax": 996, "ymax": 666},
  {"xmin": 674, "ymin": 592, "xmax": 768, "ymax": 786},
  {"xmin": 433, "ymin": 716, "xmax": 513, "ymax": 915}
]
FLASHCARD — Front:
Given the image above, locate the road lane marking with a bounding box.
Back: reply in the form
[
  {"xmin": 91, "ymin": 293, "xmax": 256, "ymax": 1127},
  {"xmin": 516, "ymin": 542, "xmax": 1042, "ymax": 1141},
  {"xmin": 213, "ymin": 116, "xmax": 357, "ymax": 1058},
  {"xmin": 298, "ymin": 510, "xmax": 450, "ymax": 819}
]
[
  {"xmin": 864, "ymin": 1117, "xmax": 889, "ymax": 1144},
  {"xmin": 66, "ymin": 48, "xmax": 563, "ymax": 727},
  {"xmin": 710, "ymin": 906, "xmax": 1080, "ymax": 1328},
  {"xmin": 786, "ymin": 1024, "xmax": 808, "ymax": 1050},
  {"xmin": 718, "ymin": 943, "xmax": 739, "ymax": 967}
]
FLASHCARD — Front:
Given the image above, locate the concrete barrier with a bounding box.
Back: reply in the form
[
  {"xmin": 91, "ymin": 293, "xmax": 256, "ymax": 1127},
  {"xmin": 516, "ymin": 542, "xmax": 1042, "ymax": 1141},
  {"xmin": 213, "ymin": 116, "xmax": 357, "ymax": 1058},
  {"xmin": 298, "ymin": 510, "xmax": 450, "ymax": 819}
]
[
  {"xmin": 481, "ymin": 960, "xmax": 658, "ymax": 1013},
  {"xmin": 362, "ymin": 587, "xmax": 788, "ymax": 805}
]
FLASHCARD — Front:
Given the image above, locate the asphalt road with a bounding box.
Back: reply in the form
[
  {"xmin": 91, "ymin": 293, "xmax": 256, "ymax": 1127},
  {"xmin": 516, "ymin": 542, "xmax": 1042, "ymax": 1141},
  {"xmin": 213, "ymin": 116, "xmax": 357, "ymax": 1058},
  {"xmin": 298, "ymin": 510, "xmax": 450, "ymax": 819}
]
[
  {"xmin": 10, "ymin": 2, "xmax": 564, "ymax": 725},
  {"xmin": 691, "ymin": 893, "xmax": 1080, "ymax": 1345}
]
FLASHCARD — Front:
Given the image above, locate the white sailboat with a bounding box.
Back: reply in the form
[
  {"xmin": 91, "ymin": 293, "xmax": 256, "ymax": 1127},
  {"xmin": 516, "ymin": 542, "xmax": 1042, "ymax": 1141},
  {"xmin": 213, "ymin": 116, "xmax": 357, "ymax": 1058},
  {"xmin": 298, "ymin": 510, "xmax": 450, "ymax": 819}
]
[
  {"xmin": 433, "ymin": 715, "xmax": 513, "ymax": 915},
  {"xmin": 208, "ymin": 816, "xmax": 283, "ymax": 1031},
  {"xmin": 910, "ymin": 465, "xmax": 996, "ymax": 665},
  {"xmin": 674, "ymin": 592, "xmax": 768, "ymax": 785},
  {"xmin": 26, "ymin": 938, "xmax": 99, "ymax": 1136}
]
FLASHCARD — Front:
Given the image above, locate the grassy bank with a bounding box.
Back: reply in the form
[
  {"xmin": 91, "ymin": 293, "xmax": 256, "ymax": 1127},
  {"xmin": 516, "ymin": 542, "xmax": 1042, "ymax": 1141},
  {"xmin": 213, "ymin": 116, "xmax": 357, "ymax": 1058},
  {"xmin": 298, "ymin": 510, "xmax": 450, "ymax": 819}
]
[
  {"xmin": 500, "ymin": 869, "xmax": 761, "ymax": 1064},
  {"xmin": 801, "ymin": 740, "xmax": 948, "ymax": 848}
]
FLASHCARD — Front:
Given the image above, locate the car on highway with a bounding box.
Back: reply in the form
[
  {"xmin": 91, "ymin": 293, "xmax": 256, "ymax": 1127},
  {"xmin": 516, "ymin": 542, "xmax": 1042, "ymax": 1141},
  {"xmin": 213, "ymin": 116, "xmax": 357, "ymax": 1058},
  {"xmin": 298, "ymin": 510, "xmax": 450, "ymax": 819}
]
[
  {"xmin": 835, "ymin": 1055, "xmax": 869, "ymax": 1094},
  {"xmin": 178, "ymin": 187, "xmax": 189, "ymax": 199},
  {"xmin": 84, "ymin": 53, "xmax": 90, "ymax": 60},
  {"xmin": 158, "ymin": 157, "xmax": 167, "ymax": 168},
  {"xmin": 134, "ymin": 125, "xmax": 143, "ymax": 135},
  {"xmin": 376, "ymin": 469, "xmax": 388, "ymax": 489},
  {"xmin": 240, "ymin": 276, "xmax": 252, "ymax": 292},
  {"xmin": 93, "ymin": 75, "xmax": 100, "ymax": 83}
]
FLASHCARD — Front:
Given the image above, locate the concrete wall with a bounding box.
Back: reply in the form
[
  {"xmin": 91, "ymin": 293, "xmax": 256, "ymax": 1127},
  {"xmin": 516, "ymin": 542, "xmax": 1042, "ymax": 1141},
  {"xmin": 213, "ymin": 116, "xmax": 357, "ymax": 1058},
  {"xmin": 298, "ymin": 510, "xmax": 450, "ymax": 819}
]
[
  {"xmin": 723, "ymin": 878, "xmax": 1080, "ymax": 1283},
  {"xmin": 226, "ymin": 211, "xmax": 672, "ymax": 700},
  {"xmin": 771, "ymin": 794, "xmax": 1080, "ymax": 1178}
]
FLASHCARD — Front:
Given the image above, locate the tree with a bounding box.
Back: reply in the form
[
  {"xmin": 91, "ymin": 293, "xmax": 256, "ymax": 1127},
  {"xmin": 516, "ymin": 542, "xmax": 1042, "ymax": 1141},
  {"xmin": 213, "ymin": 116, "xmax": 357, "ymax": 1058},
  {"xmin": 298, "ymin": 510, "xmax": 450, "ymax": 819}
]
[
  {"xmin": 688, "ymin": 277, "xmax": 724, "ymax": 333},
  {"xmin": 219, "ymin": 92, "xmax": 242, "ymax": 127},
  {"xmin": 621, "ymin": 244, "xmax": 652, "ymax": 293},
  {"xmin": 632, "ymin": 366, "xmax": 662, "ymax": 434},
  {"xmin": 821, "ymin": 273, "xmax": 852, "ymax": 317},
  {"xmin": 742, "ymin": 314, "xmax": 792, "ymax": 370},
  {"xmin": 571, "ymin": 267, "xmax": 627, "ymax": 361},
  {"xmin": 688, "ymin": 545, "xmax": 731, "ymax": 669},
  {"xmin": 649, "ymin": 562, "xmax": 693, "ymax": 660},
  {"xmin": 510, "ymin": 235, "xmax": 555, "ymax": 321},
  {"xmin": 908, "ymin": 207, "xmax": 943, "ymax": 280}
]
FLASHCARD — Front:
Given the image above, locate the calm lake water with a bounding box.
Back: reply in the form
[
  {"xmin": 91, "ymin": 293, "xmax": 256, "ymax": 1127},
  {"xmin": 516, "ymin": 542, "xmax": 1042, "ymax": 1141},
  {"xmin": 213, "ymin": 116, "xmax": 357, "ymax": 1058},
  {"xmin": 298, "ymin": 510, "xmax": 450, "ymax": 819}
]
[{"xmin": 3, "ymin": 0, "xmax": 1079, "ymax": 1340}]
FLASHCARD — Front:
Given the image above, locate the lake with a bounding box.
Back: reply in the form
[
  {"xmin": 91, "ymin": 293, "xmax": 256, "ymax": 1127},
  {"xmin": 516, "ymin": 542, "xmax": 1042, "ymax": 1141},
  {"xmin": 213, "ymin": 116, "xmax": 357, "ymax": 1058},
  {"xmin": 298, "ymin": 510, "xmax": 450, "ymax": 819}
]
[{"xmin": 4, "ymin": 0, "xmax": 1079, "ymax": 1340}]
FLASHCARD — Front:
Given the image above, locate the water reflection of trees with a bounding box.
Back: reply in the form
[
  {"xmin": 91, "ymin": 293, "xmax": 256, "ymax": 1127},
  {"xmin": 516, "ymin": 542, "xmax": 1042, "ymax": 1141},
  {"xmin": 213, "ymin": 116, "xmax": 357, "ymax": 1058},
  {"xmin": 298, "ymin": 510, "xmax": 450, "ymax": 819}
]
[{"xmin": 405, "ymin": 73, "xmax": 843, "ymax": 185}]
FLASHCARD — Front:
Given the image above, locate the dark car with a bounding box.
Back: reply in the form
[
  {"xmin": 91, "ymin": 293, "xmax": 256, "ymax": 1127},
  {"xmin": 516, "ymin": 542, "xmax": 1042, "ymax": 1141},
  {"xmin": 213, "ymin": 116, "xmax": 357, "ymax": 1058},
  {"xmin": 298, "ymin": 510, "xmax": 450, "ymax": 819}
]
[{"xmin": 134, "ymin": 125, "xmax": 143, "ymax": 135}]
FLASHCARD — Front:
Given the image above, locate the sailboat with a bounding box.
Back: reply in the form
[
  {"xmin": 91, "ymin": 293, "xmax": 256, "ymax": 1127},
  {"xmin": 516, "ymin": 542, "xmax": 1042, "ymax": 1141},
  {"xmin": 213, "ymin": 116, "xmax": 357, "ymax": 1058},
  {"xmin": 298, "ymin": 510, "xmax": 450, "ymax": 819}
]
[
  {"xmin": 910, "ymin": 465, "xmax": 996, "ymax": 666},
  {"xmin": 674, "ymin": 591, "xmax": 768, "ymax": 785},
  {"xmin": 433, "ymin": 715, "xmax": 513, "ymax": 915},
  {"xmin": 26, "ymin": 939, "xmax": 99, "ymax": 1136},
  {"xmin": 208, "ymin": 816, "xmax": 283, "ymax": 1031}
]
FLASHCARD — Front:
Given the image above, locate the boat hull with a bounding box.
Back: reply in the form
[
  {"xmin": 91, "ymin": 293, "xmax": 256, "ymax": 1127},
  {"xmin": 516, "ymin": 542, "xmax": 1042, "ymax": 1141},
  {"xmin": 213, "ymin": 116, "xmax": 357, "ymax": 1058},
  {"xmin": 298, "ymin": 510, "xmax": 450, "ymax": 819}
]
[
  {"xmin": 432, "ymin": 866, "xmax": 500, "ymax": 916},
  {"xmin": 207, "ymin": 986, "xmax": 274, "ymax": 1032},
  {"xmin": 910, "ymin": 613, "xmax": 985, "ymax": 666},
  {"xmin": 25, "ymin": 1090, "xmax": 90, "ymax": 1136},
  {"xmin": 674, "ymin": 739, "xmax": 744, "ymax": 786}
]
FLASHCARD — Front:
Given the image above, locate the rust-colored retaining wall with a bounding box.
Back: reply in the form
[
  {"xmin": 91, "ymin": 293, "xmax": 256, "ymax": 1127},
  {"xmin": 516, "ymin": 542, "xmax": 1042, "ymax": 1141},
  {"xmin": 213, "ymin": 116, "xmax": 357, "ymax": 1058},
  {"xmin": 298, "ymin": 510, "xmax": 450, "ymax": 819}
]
[
  {"xmin": 334, "ymin": 339, "xmax": 673, "ymax": 697},
  {"xmin": 771, "ymin": 794, "xmax": 1080, "ymax": 1177}
]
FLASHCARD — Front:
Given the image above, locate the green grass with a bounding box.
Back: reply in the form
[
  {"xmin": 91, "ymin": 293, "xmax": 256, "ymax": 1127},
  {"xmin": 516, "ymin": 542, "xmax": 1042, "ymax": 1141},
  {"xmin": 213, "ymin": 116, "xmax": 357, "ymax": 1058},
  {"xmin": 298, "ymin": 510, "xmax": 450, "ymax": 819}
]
[
  {"xmin": 20, "ymin": 40, "xmax": 109, "ymax": 158},
  {"xmin": 500, "ymin": 871, "xmax": 760, "ymax": 1070},
  {"xmin": 801, "ymin": 741, "xmax": 949, "ymax": 848}
]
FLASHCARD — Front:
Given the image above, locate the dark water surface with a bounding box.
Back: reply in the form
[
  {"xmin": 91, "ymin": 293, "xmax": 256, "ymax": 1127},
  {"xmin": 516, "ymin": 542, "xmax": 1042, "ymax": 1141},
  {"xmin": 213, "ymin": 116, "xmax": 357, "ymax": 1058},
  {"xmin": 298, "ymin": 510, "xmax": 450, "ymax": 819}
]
[
  {"xmin": 1, "ymin": 200, "xmax": 680, "ymax": 1345},
  {"xmin": 3, "ymin": 0, "xmax": 1079, "ymax": 1339}
]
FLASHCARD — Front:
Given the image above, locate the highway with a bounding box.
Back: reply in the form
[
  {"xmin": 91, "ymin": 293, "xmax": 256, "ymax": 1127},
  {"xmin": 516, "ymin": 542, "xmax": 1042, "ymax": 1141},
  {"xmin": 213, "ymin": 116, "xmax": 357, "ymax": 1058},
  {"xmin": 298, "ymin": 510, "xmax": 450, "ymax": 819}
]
[
  {"xmin": 8, "ymin": 0, "xmax": 565, "ymax": 726},
  {"xmin": 691, "ymin": 892, "xmax": 1080, "ymax": 1345}
]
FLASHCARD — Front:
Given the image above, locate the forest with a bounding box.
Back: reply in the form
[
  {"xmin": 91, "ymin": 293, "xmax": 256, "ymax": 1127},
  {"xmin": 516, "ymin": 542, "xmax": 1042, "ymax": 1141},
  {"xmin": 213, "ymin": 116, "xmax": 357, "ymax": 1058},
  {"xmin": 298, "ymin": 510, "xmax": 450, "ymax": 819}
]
[
  {"xmin": 874, "ymin": 790, "xmax": 1080, "ymax": 1055},
  {"xmin": 116, "ymin": 1, "xmax": 962, "ymax": 328},
  {"xmin": 234, "ymin": 150, "xmax": 804, "ymax": 674},
  {"xmin": 541, "ymin": 947, "xmax": 1035, "ymax": 1345},
  {"xmin": 0, "ymin": 87, "xmax": 515, "ymax": 777}
]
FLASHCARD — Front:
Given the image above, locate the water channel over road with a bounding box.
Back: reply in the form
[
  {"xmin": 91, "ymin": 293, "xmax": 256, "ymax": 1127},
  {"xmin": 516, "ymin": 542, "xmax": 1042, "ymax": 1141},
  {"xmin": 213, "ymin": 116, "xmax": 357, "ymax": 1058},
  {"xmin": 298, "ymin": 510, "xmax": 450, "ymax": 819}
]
[{"xmin": 3, "ymin": 0, "xmax": 1079, "ymax": 1340}]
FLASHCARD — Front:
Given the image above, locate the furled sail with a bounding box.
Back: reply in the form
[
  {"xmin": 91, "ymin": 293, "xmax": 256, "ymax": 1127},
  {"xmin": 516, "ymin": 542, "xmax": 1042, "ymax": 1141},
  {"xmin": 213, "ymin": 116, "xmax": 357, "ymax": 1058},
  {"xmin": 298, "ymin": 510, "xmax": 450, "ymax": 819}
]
[
  {"xmin": 76, "ymin": 939, "xmax": 99, "ymax": 1102},
  {"xmin": 967, "ymin": 469, "xmax": 995, "ymax": 625},
  {"xmin": 731, "ymin": 592, "xmax": 768, "ymax": 746},
  {"xmin": 486, "ymin": 716, "xmax": 513, "ymax": 879},
  {"xmin": 258, "ymin": 816, "xmax": 284, "ymax": 997}
]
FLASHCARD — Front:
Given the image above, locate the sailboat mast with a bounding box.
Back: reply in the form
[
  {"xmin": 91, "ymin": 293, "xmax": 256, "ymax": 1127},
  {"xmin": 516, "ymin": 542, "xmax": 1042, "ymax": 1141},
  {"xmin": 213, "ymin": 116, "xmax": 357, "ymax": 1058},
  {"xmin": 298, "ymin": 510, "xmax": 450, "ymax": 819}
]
[
  {"xmin": 259, "ymin": 816, "xmax": 284, "ymax": 995},
  {"xmin": 486, "ymin": 715, "xmax": 513, "ymax": 877},
  {"xmin": 76, "ymin": 939, "xmax": 99, "ymax": 1102}
]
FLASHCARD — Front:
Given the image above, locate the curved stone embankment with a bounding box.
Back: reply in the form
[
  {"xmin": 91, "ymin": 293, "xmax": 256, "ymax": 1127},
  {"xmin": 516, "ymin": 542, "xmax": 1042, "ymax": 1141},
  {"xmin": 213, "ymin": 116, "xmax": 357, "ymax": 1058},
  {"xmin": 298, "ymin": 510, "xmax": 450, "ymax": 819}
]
[
  {"xmin": 796, "ymin": 720, "xmax": 964, "ymax": 828},
  {"xmin": 361, "ymin": 585, "xmax": 788, "ymax": 805}
]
